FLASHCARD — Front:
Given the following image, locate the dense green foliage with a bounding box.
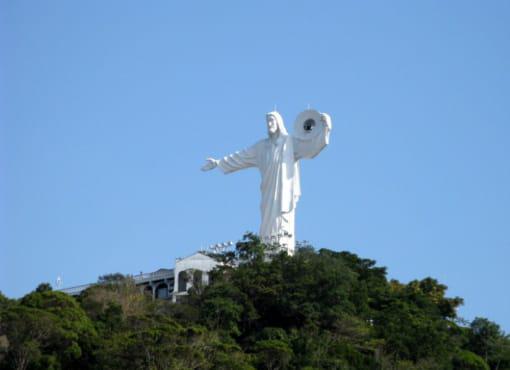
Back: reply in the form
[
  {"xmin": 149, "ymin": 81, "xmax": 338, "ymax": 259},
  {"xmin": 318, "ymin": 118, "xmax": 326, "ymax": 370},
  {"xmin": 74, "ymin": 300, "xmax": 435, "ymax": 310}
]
[{"xmin": 1, "ymin": 235, "xmax": 509, "ymax": 369}]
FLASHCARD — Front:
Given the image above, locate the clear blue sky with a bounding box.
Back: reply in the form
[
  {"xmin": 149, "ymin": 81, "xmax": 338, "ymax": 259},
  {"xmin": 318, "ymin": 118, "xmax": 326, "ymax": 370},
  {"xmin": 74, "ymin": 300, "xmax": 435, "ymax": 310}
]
[{"xmin": 1, "ymin": 1, "xmax": 509, "ymax": 331}]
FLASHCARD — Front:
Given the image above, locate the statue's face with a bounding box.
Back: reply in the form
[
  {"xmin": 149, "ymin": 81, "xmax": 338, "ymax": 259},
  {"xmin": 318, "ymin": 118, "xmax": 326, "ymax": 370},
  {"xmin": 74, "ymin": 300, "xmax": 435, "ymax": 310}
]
[{"xmin": 266, "ymin": 115, "xmax": 279, "ymax": 135}]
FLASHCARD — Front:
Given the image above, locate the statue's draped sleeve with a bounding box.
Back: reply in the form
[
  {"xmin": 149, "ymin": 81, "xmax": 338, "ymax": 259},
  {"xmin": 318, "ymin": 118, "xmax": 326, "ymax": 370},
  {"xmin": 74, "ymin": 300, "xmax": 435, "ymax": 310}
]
[
  {"xmin": 217, "ymin": 143, "xmax": 258, "ymax": 174},
  {"xmin": 293, "ymin": 122, "xmax": 331, "ymax": 161}
]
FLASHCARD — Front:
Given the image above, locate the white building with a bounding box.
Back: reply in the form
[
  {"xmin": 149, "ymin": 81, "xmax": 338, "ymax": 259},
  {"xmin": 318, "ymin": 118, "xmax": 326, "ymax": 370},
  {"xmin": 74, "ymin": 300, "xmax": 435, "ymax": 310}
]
[
  {"xmin": 172, "ymin": 252, "xmax": 219, "ymax": 302},
  {"xmin": 59, "ymin": 251, "xmax": 219, "ymax": 301}
]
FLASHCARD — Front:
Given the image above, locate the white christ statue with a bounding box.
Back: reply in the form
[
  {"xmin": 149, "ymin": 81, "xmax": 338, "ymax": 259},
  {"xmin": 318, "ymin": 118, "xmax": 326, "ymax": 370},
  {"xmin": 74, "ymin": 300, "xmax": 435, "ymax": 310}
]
[{"xmin": 201, "ymin": 110, "xmax": 331, "ymax": 255}]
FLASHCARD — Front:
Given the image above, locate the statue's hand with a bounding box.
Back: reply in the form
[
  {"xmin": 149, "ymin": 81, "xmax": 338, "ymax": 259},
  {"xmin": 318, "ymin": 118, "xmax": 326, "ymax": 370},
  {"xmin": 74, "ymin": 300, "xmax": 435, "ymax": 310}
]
[
  {"xmin": 201, "ymin": 157, "xmax": 219, "ymax": 171},
  {"xmin": 320, "ymin": 113, "xmax": 332, "ymax": 130}
]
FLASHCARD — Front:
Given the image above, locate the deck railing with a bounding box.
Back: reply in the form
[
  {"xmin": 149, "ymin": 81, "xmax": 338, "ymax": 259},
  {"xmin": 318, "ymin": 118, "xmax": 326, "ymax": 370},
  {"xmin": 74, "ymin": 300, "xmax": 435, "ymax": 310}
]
[{"xmin": 59, "ymin": 270, "xmax": 175, "ymax": 295}]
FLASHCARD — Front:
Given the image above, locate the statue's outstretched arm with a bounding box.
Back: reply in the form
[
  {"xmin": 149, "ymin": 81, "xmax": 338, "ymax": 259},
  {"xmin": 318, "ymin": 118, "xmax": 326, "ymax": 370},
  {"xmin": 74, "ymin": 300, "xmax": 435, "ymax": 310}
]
[
  {"xmin": 201, "ymin": 144, "xmax": 258, "ymax": 174},
  {"xmin": 201, "ymin": 158, "xmax": 219, "ymax": 171}
]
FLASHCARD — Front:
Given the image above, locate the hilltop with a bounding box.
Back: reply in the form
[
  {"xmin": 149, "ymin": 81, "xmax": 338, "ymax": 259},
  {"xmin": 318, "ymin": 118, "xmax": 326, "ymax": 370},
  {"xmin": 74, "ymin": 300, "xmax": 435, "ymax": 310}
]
[{"xmin": 1, "ymin": 234, "xmax": 509, "ymax": 369}]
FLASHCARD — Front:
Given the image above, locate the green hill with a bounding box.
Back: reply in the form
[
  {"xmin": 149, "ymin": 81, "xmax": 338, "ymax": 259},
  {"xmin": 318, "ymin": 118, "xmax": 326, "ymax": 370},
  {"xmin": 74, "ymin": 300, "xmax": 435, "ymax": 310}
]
[{"xmin": 1, "ymin": 234, "xmax": 509, "ymax": 369}]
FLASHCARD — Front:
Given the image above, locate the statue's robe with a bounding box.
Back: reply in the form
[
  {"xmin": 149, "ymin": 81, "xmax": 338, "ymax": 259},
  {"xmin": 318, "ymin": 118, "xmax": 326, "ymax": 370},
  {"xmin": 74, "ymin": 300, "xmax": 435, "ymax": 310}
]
[{"xmin": 217, "ymin": 123, "xmax": 330, "ymax": 255}]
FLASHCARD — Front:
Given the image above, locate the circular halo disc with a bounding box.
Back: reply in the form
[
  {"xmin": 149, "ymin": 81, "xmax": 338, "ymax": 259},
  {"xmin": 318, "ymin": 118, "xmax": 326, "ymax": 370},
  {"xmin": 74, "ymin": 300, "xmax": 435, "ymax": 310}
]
[{"xmin": 293, "ymin": 109, "xmax": 323, "ymax": 140}]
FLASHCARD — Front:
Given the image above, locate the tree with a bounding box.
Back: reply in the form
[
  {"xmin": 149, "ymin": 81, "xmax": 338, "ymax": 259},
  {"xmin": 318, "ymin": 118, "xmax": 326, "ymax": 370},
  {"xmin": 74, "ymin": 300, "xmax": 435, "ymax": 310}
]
[
  {"xmin": 0, "ymin": 304, "xmax": 57, "ymax": 370},
  {"xmin": 97, "ymin": 273, "xmax": 129, "ymax": 284},
  {"xmin": 35, "ymin": 283, "xmax": 52, "ymax": 293},
  {"xmin": 467, "ymin": 317, "xmax": 510, "ymax": 369},
  {"xmin": 18, "ymin": 289, "xmax": 98, "ymax": 369},
  {"xmin": 253, "ymin": 339, "xmax": 293, "ymax": 370},
  {"xmin": 453, "ymin": 350, "xmax": 490, "ymax": 370}
]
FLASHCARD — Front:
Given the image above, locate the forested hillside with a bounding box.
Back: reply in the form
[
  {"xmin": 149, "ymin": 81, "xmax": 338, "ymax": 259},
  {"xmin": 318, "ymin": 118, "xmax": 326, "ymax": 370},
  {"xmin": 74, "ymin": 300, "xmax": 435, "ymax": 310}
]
[{"xmin": 1, "ymin": 234, "xmax": 509, "ymax": 369}]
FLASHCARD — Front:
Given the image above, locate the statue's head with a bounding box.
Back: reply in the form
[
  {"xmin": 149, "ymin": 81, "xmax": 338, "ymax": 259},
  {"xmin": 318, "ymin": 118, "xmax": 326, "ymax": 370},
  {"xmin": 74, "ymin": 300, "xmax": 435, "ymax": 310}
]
[{"xmin": 266, "ymin": 111, "xmax": 288, "ymax": 137}]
